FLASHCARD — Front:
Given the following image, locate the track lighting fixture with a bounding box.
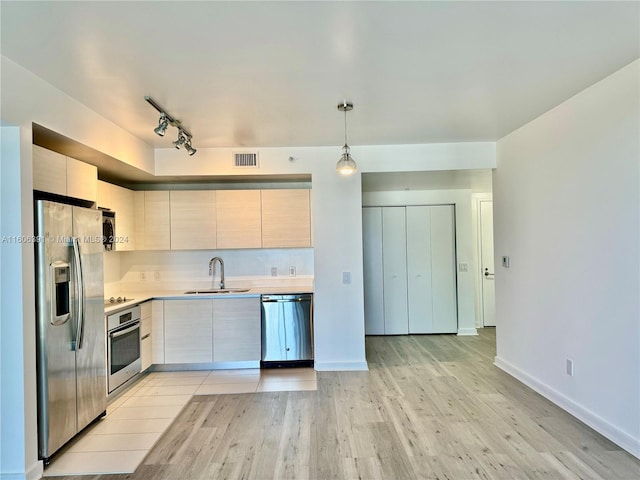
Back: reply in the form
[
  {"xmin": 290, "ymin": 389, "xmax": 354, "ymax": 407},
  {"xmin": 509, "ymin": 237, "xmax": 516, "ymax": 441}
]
[
  {"xmin": 336, "ymin": 101, "xmax": 357, "ymax": 175},
  {"xmin": 145, "ymin": 96, "xmax": 197, "ymax": 156}
]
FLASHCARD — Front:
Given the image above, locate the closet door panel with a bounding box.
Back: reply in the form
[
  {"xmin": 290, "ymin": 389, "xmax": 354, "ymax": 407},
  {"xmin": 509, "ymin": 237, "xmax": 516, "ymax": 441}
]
[
  {"xmin": 406, "ymin": 206, "xmax": 434, "ymax": 334},
  {"xmin": 382, "ymin": 207, "xmax": 408, "ymax": 335},
  {"xmin": 430, "ymin": 205, "xmax": 457, "ymax": 333},
  {"xmin": 362, "ymin": 207, "xmax": 384, "ymax": 335}
]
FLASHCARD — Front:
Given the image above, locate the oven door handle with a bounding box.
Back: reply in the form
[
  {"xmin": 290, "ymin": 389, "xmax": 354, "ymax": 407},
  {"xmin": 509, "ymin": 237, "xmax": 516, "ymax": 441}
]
[{"xmin": 110, "ymin": 322, "xmax": 140, "ymax": 339}]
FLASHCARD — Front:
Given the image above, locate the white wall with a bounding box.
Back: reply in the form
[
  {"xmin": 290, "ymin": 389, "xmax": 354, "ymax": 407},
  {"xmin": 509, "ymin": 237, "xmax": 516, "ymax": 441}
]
[
  {"xmin": 493, "ymin": 60, "xmax": 640, "ymax": 457},
  {"xmin": 362, "ymin": 189, "xmax": 477, "ymax": 335},
  {"xmin": 0, "ymin": 128, "xmax": 41, "ymax": 480}
]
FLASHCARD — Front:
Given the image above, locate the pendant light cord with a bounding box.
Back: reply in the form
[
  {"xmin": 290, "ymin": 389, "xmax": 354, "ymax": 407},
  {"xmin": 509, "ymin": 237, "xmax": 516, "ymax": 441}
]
[{"xmin": 344, "ymin": 108, "xmax": 348, "ymax": 146}]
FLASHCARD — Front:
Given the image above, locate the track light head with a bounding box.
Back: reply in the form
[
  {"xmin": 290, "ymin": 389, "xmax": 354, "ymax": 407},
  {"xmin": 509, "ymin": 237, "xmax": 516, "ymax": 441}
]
[
  {"xmin": 154, "ymin": 113, "xmax": 168, "ymax": 137},
  {"xmin": 173, "ymin": 130, "xmax": 187, "ymax": 149},
  {"xmin": 185, "ymin": 139, "xmax": 197, "ymax": 156}
]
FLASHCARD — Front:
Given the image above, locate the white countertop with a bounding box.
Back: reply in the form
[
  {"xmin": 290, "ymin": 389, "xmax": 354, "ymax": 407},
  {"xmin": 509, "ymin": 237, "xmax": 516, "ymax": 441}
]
[{"xmin": 104, "ymin": 285, "xmax": 313, "ymax": 315}]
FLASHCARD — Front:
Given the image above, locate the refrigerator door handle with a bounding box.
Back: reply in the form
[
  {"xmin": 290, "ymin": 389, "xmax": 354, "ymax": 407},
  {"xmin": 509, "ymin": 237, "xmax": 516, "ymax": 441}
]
[{"xmin": 72, "ymin": 237, "xmax": 86, "ymax": 350}]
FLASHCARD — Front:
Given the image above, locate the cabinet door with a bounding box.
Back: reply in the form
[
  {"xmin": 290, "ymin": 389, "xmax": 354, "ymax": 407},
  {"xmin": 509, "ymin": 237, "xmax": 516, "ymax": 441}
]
[
  {"xmin": 216, "ymin": 190, "xmax": 262, "ymax": 248},
  {"xmin": 151, "ymin": 300, "xmax": 164, "ymax": 364},
  {"xmin": 140, "ymin": 316, "xmax": 152, "ymax": 372},
  {"xmin": 134, "ymin": 191, "xmax": 145, "ymax": 250},
  {"xmin": 382, "ymin": 207, "xmax": 408, "ymax": 334},
  {"xmin": 362, "ymin": 207, "xmax": 385, "ymax": 335},
  {"xmin": 66, "ymin": 157, "xmax": 97, "ymax": 202},
  {"xmin": 261, "ymin": 189, "xmax": 311, "ymax": 248},
  {"xmin": 164, "ymin": 300, "xmax": 212, "ymax": 363},
  {"xmin": 32, "ymin": 145, "xmax": 67, "ymax": 196},
  {"xmin": 406, "ymin": 206, "xmax": 434, "ymax": 334},
  {"xmin": 112, "ymin": 184, "xmax": 136, "ymax": 251},
  {"xmin": 144, "ymin": 191, "xmax": 170, "ymax": 250},
  {"xmin": 212, "ymin": 297, "xmax": 261, "ymax": 362},
  {"xmin": 170, "ymin": 190, "xmax": 217, "ymax": 250},
  {"xmin": 97, "ymin": 180, "xmax": 115, "ymax": 210},
  {"xmin": 430, "ymin": 205, "xmax": 457, "ymax": 333}
]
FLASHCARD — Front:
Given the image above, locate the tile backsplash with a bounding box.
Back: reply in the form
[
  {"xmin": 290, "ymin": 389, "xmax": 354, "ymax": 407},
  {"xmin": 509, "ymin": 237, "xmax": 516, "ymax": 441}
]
[{"xmin": 104, "ymin": 248, "xmax": 314, "ymax": 295}]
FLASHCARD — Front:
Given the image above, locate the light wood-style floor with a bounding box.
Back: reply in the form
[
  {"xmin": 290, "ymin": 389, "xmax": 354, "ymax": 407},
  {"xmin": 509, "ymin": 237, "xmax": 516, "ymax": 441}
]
[{"xmin": 60, "ymin": 329, "xmax": 640, "ymax": 479}]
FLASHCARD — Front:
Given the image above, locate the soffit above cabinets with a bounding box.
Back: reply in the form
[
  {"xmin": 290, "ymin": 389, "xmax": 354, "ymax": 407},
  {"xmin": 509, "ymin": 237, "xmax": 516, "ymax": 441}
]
[{"xmin": 33, "ymin": 124, "xmax": 311, "ymax": 189}]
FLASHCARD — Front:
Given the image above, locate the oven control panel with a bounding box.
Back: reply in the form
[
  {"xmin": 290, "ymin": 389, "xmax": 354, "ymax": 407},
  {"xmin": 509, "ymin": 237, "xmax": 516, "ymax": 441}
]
[{"xmin": 107, "ymin": 305, "xmax": 141, "ymax": 332}]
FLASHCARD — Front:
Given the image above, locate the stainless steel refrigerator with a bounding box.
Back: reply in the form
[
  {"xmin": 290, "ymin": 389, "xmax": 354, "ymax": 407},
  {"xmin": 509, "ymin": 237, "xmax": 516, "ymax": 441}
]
[{"xmin": 35, "ymin": 200, "xmax": 106, "ymax": 463}]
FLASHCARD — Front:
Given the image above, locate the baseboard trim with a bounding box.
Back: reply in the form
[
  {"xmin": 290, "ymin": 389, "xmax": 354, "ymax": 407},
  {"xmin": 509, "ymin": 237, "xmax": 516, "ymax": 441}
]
[
  {"xmin": 0, "ymin": 461, "xmax": 42, "ymax": 480},
  {"xmin": 494, "ymin": 355, "xmax": 640, "ymax": 459},
  {"xmin": 314, "ymin": 361, "xmax": 369, "ymax": 371},
  {"xmin": 457, "ymin": 327, "xmax": 478, "ymax": 336}
]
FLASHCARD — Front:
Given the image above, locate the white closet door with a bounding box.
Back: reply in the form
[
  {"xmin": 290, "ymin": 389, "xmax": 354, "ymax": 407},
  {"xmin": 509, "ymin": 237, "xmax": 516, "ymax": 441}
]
[
  {"xmin": 382, "ymin": 207, "xmax": 408, "ymax": 334},
  {"xmin": 406, "ymin": 206, "xmax": 434, "ymax": 334},
  {"xmin": 362, "ymin": 207, "xmax": 385, "ymax": 335},
  {"xmin": 430, "ymin": 205, "xmax": 458, "ymax": 333}
]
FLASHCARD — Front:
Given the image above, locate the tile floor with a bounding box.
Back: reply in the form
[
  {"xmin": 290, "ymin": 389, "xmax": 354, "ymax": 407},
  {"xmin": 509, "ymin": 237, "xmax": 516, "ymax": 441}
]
[{"xmin": 43, "ymin": 368, "xmax": 317, "ymax": 477}]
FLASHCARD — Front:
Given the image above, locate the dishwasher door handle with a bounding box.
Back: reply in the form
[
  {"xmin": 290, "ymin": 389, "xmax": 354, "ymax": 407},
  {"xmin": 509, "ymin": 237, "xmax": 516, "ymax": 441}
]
[{"xmin": 262, "ymin": 295, "xmax": 312, "ymax": 303}]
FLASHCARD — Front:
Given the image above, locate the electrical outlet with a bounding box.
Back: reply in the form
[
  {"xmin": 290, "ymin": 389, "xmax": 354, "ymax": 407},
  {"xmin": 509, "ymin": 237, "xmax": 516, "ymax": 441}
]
[
  {"xmin": 140, "ymin": 272, "xmax": 146, "ymax": 281},
  {"xmin": 342, "ymin": 272, "xmax": 351, "ymax": 284},
  {"xmin": 566, "ymin": 359, "xmax": 574, "ymax": 376},
  {"xmin": 271, "ymin": 267, "xmax": 277, "ymax": 277},
  {"xmin": 154, "ymin": 271, "xmax": 160, "ymax": 281},
  {"xmin": 289, "ymin": 266, "xmax": 296, "ymax": 277}
]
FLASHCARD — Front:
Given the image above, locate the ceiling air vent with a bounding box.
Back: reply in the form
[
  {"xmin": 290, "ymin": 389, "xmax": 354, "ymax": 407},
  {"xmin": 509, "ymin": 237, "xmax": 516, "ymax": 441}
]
[{"xmin": 233, "ymin": 152, "xmax": 259, "ymax": 168}]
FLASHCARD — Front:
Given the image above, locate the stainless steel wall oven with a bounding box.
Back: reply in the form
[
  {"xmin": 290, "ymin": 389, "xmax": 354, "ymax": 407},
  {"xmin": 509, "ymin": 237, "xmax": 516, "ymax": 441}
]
[{"xmin": 107, "ymin": 305, "xmax": 141, "ymax": 393}]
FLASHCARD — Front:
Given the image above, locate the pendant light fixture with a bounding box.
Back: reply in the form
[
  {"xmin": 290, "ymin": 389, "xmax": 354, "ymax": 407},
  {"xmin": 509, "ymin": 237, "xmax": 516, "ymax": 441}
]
[{"xmin": 336, "ymin": 101, "xmax": 357, "ymax": 175}]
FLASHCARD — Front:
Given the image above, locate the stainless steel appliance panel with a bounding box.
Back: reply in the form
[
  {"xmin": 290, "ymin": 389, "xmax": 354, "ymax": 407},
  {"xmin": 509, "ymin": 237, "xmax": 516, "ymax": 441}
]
[
  {"xmin": 72, "ymin": 206, "xmax": 106, "ymax": 429},
  {"xmin": 35, "ymin": 201, "xmax": 77, "ymax": 458},
  {"xmin": 35, "ymin": 200, "xmax": 106, "ymax": 462},
  {"xmin": 261, "ymin": 294, "xmax": 313, "ymax": 362}
]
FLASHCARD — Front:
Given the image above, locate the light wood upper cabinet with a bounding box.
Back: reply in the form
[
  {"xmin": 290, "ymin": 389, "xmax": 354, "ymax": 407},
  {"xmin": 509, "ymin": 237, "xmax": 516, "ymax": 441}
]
[
  {"xmin": 170, "ymin": 190, "xmax": 216, "ymax": 250},
  {"xmin": 66, "ymin": 157, "xmax": 97, "ymax": 202},
  {"xmin": 98, "ymin": 180, "xmax": 135, "ymax": 250},
  {"xmin": 134, "ymin": 191, "xmax": 146, "ymax": 250},
  {"xmin": 33, "ymin": 145, "xmax": 67, "ymax": 196},
  {"xmin": 33, "ymin": 145, "xmax": 97, "ymax": 202},
  {"xmin": 212, "ymin": 297, "xmax": 261, "ymax": 362},
  {"xmin": 143, "ymin": 191, "xmax": 171, "ymax": 250},
  {"xmin": 261, "ymin": 189, "xmax": 311, "ymax": 248},
  {"xmin": 216, "ymin": 190, "xmax": 262, "ymax": 249}
]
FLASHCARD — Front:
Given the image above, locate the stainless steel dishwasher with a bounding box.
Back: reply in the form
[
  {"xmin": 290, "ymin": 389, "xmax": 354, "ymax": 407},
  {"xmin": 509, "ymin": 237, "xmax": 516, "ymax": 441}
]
[{"xmin": 261, "ymin": 294, "xmax": 313, "ymax": 368}]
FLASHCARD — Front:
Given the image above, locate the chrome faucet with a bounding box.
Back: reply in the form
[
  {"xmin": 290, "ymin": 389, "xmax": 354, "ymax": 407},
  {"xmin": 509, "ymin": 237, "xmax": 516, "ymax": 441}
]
[{"xmin": 208, "ymin": 257, "xmax": 225, "ymax": 289}]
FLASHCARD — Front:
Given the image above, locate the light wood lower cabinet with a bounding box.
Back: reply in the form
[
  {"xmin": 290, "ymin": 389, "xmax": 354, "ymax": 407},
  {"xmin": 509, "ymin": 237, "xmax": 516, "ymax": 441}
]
[
  {"xmin": 164, "ymin": 299, "xmax": 213, "ymax": 364},
  {"xmin": 212, "ymin": 297, "xmax": 261, "ymax": 362},
  {"xmin": 159, "ymin": 297, "xmax": 261, "ymax": 365},
  {"xmin": 151, "ymin": 300, "xmax": 164, "ymax": 364},
  {"xmin": 140, "ymin": 301, "xmax": 153, "ymax": 371}
]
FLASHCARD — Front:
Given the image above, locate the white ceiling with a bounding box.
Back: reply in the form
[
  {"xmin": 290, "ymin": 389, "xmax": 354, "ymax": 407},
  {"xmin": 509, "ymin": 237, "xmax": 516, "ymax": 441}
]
[{"xmin": 2, "ymin": 1, "xmax": 638, "ymax": 150}]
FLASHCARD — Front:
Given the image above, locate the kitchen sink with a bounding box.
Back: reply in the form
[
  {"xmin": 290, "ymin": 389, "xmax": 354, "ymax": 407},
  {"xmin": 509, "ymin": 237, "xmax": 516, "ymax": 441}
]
[{"xmin": 184, "ymin": 288, "xmax": 251, "ymax": 294}]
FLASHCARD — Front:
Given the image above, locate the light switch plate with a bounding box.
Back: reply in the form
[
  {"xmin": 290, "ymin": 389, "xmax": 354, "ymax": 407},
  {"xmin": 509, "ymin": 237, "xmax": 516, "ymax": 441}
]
[
  {"xmin": 458, "ymin": 263, "xmax": 469, "ymax": 272},
  {"xmin": 342, "ymin": 272, "xmax": 351, "ymax": 284},
  {"xmin": 289, "ymin": 266, "xmax": 296, "ymax": 277},
  {"xmin": 502, "ymin": 256, "xmax": 510, "ymax": 268}
]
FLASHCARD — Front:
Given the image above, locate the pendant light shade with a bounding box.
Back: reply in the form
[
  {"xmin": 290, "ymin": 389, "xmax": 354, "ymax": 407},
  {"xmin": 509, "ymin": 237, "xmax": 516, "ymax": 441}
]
[{"xmin": 336, "ymin": 102, "xmax": 357, "ymax": 175}]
